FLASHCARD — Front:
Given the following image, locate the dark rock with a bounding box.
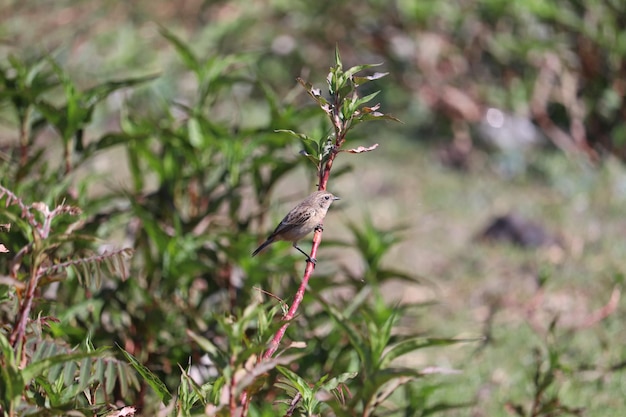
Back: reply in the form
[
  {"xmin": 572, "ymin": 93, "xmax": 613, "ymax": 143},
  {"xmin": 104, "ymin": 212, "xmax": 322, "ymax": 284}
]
[{"xmin": 478, "ymin": 213, "xmax": 559, "ymax": 248}]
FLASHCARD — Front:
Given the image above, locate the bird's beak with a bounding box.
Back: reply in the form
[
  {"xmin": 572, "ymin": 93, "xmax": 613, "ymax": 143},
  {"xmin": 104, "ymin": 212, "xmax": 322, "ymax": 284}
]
[{"xmin": 333, "ymin": 196, "xmax": 340, "ymax": 201}]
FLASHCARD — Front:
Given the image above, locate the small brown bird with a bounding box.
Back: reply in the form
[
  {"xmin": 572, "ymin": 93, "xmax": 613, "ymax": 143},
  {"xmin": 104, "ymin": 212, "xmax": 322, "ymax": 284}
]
[{"xmin": 252, "ymin": 190, "xmax": 340, "ymax": 263}]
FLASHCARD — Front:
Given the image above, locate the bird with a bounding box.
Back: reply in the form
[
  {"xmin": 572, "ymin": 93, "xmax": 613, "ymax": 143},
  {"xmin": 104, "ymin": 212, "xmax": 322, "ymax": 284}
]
[{"xmin": 252, "ymin": 190, "xmax": 340, "ymax": 263}]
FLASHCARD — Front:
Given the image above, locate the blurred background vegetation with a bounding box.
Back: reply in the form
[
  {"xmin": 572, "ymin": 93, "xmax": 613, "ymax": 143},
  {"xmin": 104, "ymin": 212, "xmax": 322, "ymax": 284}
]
[{"xmin": 1, "ymin": 0, "xmax": 626, "ymax": 416}]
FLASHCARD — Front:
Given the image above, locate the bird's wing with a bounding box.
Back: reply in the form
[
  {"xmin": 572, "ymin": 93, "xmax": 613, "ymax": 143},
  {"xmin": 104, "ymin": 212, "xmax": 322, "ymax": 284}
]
[{"xmin": 273, "ymin": 207, "xmax": 316, "ymax": 235}]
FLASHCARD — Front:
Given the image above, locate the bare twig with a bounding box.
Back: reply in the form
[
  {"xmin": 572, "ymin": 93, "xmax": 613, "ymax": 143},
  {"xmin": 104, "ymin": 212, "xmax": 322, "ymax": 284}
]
[
  {"xmin": 9, "ymin": 266, "xmax": 43, "ymax": 361},
  {"xmin": 578, "ymin": 286, "xmax": 620, "ymax": 329}
]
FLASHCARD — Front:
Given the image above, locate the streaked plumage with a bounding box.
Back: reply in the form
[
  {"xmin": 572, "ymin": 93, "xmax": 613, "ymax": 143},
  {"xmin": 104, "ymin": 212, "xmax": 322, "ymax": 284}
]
[{"xmin": 252, "ymin": 191, "xmax": 340, "ymax": 263}]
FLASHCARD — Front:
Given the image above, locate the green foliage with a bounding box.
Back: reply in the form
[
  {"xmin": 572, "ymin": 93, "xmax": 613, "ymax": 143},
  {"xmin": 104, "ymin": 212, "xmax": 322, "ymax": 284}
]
[
  {"xmin": 0, "ymin": 183, "xmax": 137, "ymax": 415},
  {"xmin": 345, "ymin": 218, "xmax": 413, "ymax": 284},
  {"xmin": 7, "ymin": 5, "xmax": 624, "ymax": 415},
  {"xmin": 0, "ymin": 29, "xmax": 455, "ymax": 415},
  {"xmin": 0, "ymin": 329, "xmax": 138, "ymax": 415},
  {"xmin": 121, "ymin": 347, "xmax": 172, "ymax": 406},
  {"xmin": 505, "ymin": 328, "xmax": 586, "ymax": 417},
  {"xmin": 275, "ymin": 366, "xmax": 358, "ymax": 416}
]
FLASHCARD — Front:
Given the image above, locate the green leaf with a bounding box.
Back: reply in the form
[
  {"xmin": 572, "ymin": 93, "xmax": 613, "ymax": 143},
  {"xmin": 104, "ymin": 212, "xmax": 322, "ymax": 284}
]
[
  {"xmin": 342, "ymin": 286, "xmax": 372, "ymax": 318},
  {"xmin": 117, "ymin": 360, "xmax": 130, "ymax": 397},
  {"xmin": 48, "ymin": 362, "xmax": 63, "ymax": 384},
  {"xmin": 34, "ymin": 99, "xmax": 63, "ymax": 131},
  {"xmin": 321, "ymin": 300, "xmax": 369, "ymax": 365},
  {"xmin": 353, "ymin": 71, "xmax": 388, "ymax": 86},
  {"xmin": 178, "ymin": 365, "xmax": 207, "ymax": 408},
  {"xmin": 319, "ymin": 372, "xmax": 358, "ymax": 391},
  {"xmin": 356, "ymin": 111, "xmax": 402, "ymax": 124},
  {"xmin": 382, "ymin": 338, "xmax": 474, "ymax": 367},
  {"xmin": 276, "ymin": 366, "xmax": 314, "ymax": 401},
  {"xmin": 354, "ymin": 91, "xmax": 380, "ymax": 108},
  {"xmin": 334, "ymin": 45, "xmax": 343, "ymax": 69},
  {"xmin": 120, "ymin": 347, "xmax": 173, "ymax": 405},
  {"xmin": 95, "ymin": 358, "xmax": 106, "ymax": 385},
  {"xmin": 375, "ymin": 268, "xmax": 427, "ymax": 284},
  {"xmin": 370, "ymin": 311, "xmax": 398, "ymax": 362},
  {"xmin": 344, "ymin": 63, "xmax": 383, "ymax": 81},
  {"xmin": 275, "ymin": 129, "xmax": 320, "ymax": 158},
  {"xmin": 105, "ymin": 360, "xmax": 116, "ymax": 394},
  {"xmin": 77, "ymin": 357, "xmax": 92, "ymax": 392},
  {"xmin": 0, "ymin": 332, "xmax": 24, "ymax": 406},
  {"xmin": 86, "ymin": 132, "xmax": 129, "ymax": 151},
  {"xmin": 188, "ymin": 117, "xmax": 204, "ymax": 148},
  {"xmin": 159, "ymin": 26, "xmax": 200, "ymax": 72},
  {"xmin": 82, "ymin": 73, "xmax": 159, "ymax": 108},
  {"xmin": 21, "ymin": 347, "xmax": 109, "ymax": 382},
  {"xmin": 422, "ymin": 400, "xmax": 477, "ymax": 416},
  {"xmin": 187, "ymin": 330, "xmax": 229, "ymax": 370}
]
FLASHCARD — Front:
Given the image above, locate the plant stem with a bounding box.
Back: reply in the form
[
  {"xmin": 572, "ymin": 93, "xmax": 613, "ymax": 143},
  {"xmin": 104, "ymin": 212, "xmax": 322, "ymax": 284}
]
[
  {"xmin": 263, "ymin": 127, "xmax": 343, "ymax": 360},
  {"xmin": 10, "ymin": 266, "xmax": 42, "ymax": 363}
]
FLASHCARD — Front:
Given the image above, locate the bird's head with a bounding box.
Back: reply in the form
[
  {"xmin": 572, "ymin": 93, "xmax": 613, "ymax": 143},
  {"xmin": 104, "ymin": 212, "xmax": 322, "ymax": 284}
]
[{"xmin": 311, "ymin": 190, "xmax": 340, "ymax": 211}]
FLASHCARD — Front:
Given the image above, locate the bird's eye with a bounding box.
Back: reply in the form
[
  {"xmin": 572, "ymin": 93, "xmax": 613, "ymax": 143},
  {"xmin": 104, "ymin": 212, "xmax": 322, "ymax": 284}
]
[{"xmin": 324, "ymin": 195, "xmax": 330, "ymax": 200}]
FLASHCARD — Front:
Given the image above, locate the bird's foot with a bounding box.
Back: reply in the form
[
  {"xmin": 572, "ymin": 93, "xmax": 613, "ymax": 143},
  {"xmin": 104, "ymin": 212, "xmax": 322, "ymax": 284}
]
[{"xmin": 294, "ymin": 244, "xmax": 317, "ymax": 265}]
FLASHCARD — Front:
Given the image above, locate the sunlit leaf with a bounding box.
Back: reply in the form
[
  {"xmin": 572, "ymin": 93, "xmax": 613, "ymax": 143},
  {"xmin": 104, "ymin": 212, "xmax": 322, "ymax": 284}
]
[
  {"xmin": 344, "ymin": 63, "xmax": 383, "ymax": 80},
  {"xmin": 344, "ymin": 144, "xmax": 379, "ymax": 153},
  {"xmin": 353, "ymin": 72, "xmax": 388, "ymax": 86}
]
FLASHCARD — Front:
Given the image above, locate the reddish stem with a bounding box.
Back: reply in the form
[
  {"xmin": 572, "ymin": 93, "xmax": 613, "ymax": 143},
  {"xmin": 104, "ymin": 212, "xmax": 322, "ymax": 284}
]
[
  {"xmin": 229, "ymin": 354, "xmax": 238, "ymax": 414},
  {"xmin": 10, "ymin": 266, "xmax": 42, "ymax": 362},
  {"xmin": 247, "ymin": 80, "xmax": 349, "ymax": 414},
  {"xmin": 262, "ymin": 131, "xmax": 342, "ymax": 360},
  {"xmin": 262, "ymin": 226, "xmax": 323, "ymax": 359}
]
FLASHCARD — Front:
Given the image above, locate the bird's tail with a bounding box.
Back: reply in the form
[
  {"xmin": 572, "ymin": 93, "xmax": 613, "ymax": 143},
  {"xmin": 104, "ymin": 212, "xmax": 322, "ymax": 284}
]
[{"xmin": 252, "ymin": 237, "xmax": 274, "ymax": 257}]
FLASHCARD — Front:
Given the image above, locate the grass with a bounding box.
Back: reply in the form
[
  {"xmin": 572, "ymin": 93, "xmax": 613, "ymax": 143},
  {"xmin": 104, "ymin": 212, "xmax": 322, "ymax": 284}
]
[{"xmin": 344, "ymin": 145, "xmax": 626, "ymax": 416}]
